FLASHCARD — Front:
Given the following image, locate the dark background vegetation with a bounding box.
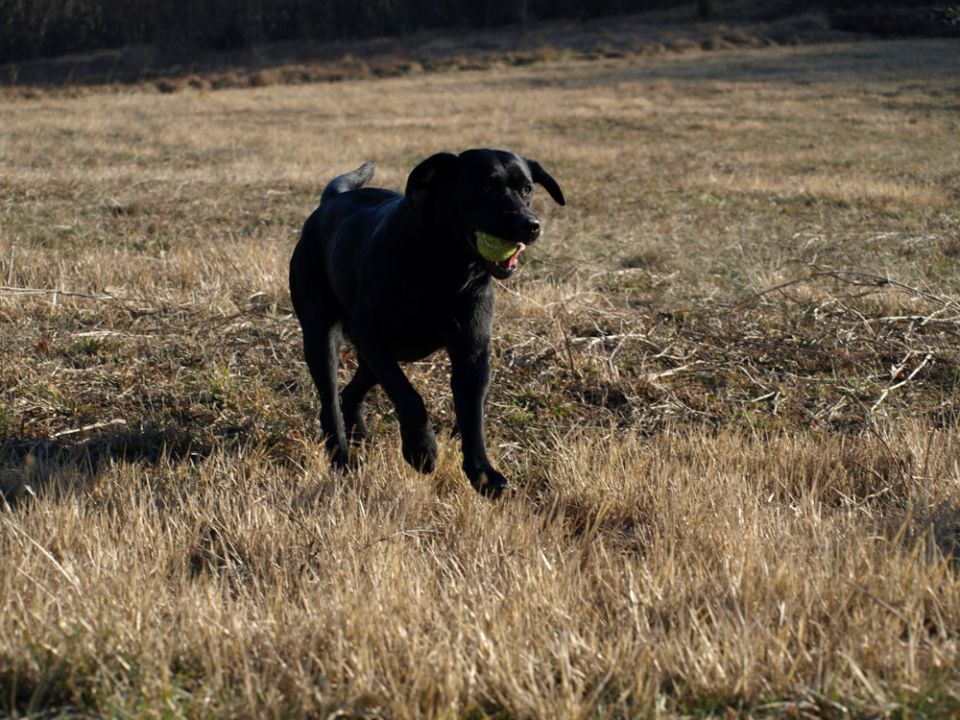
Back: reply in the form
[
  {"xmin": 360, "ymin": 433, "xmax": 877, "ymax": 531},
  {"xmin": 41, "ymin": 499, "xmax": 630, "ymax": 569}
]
[{"xmin": 1, "ymin": 0, "xmax": 956, "ymax": 65}]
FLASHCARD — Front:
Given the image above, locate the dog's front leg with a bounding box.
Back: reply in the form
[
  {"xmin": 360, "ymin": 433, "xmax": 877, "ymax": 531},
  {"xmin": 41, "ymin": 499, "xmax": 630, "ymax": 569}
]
[
  {"xmin": 352, "ymin": 331, "xmax": 437, "ymax": 473},
  {"xmin": 448, "ymin": 339, "xmax": 509, "ymax": 498}
]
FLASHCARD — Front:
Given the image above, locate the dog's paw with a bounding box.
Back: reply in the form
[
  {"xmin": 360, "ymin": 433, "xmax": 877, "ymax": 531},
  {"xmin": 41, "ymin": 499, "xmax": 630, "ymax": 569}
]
[
  {"xmin": 467, "ymin": 467, "xmax": 510, "ymax": 499},
  {"xmin": 401, "ymin": 423, "xmax": 438, "ymax": 473}
]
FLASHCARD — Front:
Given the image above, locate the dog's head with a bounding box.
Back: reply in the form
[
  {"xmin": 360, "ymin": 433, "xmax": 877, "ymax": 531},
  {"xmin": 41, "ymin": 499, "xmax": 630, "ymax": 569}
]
[{"xmin": 406, "ymin": 149, "xmax": 565, "ymax": 279}]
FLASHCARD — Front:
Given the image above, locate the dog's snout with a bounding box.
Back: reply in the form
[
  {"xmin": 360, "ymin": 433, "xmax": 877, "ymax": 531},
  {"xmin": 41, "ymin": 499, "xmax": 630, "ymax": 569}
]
[{"xmin": 521, "ymin": 216, "xmax": 541, "ymax": 242}]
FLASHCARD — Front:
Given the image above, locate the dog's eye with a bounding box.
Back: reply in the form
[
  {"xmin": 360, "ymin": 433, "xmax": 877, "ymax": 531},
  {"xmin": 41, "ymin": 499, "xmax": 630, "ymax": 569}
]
[{"xmin": 520, "ymin": 184, "xmax": 533, "ymax": 199}]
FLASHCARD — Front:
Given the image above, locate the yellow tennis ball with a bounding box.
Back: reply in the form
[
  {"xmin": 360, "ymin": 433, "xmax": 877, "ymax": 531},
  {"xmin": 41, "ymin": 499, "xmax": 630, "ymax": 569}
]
[{"xmin": 476, "ymin": 231, "xmax": 518, "ymax": 262}]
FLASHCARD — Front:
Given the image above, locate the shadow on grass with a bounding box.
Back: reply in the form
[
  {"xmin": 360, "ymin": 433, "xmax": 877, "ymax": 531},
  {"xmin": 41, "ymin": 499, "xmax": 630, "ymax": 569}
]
[
  {"xmin": 0, "ymin": 664, "xmax": 87, "ymax": 720},
  {"xmin": 0, "ymin": 425, "xmax": 213, "ymax": 508}
]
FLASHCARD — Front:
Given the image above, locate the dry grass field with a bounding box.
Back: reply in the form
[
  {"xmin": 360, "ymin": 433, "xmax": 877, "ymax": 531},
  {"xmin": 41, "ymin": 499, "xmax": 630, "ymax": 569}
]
[{"xmin": 2, "ymin": 38, "xmax": 960, "ymax": 718}]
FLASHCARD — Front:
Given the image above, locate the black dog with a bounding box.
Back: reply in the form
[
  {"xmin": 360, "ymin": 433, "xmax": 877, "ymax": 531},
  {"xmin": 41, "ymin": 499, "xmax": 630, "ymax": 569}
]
[{"xmin": 289, "ymin": 149, "xmax": 565, "ymax": 496}]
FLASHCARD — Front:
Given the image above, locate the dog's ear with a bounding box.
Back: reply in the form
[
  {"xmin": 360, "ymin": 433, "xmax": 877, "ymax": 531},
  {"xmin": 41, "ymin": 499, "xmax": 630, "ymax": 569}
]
[
  {"xmin": 405, "ymin": 152, "xmax": 458, "ymax": 199},
  {"xmin": 525, "ymin": 158, "xmax": 566, "ymax": 206}
]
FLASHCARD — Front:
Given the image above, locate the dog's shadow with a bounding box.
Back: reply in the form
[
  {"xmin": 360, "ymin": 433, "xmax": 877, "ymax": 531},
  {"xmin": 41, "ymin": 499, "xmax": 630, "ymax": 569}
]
[{"xmin": 0, "ymin": 425, "xmax": 212, "ymax": 508}]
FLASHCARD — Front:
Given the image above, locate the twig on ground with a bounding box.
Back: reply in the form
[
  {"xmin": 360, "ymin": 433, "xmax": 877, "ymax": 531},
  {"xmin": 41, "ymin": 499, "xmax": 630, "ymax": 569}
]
[
  {"xmin": 0, "ymin": 285, "xmax": 154, "ymax": 316},
  {"xmin": 733, "ymin": 266, "xmax": 960, "ymax": 314},
  {"xmin": 50, "ymin": 418, "xmax": 128, "ymax": 440},
  {"xmin": 871, "ymin": 352, "xmax": 933, "ymax": 413}
]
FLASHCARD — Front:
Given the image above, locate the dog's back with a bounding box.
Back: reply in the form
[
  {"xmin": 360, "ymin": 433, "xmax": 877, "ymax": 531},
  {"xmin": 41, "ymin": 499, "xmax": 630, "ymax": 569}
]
[
  {"xmin": 290, "ymin": 161, "xmax": 405, "ymax": 329},
  {"xmin": 308, "ymin": 161, "xmax": 405, "ymax": 248},
  {"xmin": 290, "ymin": 165, "xmax": 377, "ymax": 324}
]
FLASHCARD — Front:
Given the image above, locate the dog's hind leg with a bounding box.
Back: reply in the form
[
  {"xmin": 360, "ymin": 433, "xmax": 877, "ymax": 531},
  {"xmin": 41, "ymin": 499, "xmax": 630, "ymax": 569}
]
[
  {"xmin": 303, "ymin": 325, "xmax": 351, "ymax": 467},
  {"xmin": 308, "ymin": 327, "xmax": 351, "ymax": 467},
  {"xmin": 291, "ymin": 285, "xmax": 351, "ymax": 468},
  {"xmin": 341, "ymin": 360, "xmax": 376, "ymax": 444}
]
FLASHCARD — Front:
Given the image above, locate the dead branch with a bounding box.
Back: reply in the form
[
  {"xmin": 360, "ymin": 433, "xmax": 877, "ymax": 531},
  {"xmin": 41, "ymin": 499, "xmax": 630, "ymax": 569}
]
[
  {"xmin": 871, "ymin": 352, "xmax": 933, "ymax": 413},
  {"xmin": 0, "ymin": 285, "xmax": 154, "ymax": 316},
  {"xmin": 733, "ymin": 267, "xmax": 960, "ymax": 313}
]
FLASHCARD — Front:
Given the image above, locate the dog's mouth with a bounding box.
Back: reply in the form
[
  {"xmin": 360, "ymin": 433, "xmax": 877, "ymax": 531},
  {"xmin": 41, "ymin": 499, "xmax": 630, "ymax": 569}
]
[{"xmin": 472, "ymin": 231, "xmax": 526, "ymax": 280}]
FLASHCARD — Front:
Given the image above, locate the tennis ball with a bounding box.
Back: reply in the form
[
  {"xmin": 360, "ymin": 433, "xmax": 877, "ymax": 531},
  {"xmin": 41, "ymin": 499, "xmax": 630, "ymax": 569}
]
[{"xmin": 476, "ymin": 231, "xmax": 518, "ymax": 262}]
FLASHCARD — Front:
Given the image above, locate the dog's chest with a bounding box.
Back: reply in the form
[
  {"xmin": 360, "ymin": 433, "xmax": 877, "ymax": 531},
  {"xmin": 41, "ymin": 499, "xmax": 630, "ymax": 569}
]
[
  {"xmin": 381, "ymin": 300, "xmax": 456, "ymax": 360},
  {"xmin": 352, "ymin": 282, "xmax": 487, "ymax": 362}
]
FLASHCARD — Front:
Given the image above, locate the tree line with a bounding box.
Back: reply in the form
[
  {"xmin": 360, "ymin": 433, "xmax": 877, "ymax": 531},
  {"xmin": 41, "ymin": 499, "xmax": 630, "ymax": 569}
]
[
  {"xmin": 0, "ymin": 0, "xmax": 679, "ymax": 64},
  {"xmin": 2, "ymin": 1, "xmax": 950, "ymax": 65}
]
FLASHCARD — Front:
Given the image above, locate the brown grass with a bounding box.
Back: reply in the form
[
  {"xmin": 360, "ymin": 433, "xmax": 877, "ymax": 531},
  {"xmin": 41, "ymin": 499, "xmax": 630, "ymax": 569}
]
[{"xmin": 2, "ymin": 39, "xmax": 960, "ymax": 717}]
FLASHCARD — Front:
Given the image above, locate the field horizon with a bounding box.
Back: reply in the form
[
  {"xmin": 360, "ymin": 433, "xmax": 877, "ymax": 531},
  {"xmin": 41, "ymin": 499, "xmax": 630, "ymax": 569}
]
[{"xmin": 2, "ymin": 37, "xmax": 960, "ymax": 717}]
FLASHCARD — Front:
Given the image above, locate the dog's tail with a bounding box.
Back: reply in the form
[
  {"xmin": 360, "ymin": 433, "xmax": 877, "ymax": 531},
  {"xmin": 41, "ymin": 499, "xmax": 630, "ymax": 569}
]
[{"xmin": 320, "ymin": 161, "xmax": 376, "ymax": 204}]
